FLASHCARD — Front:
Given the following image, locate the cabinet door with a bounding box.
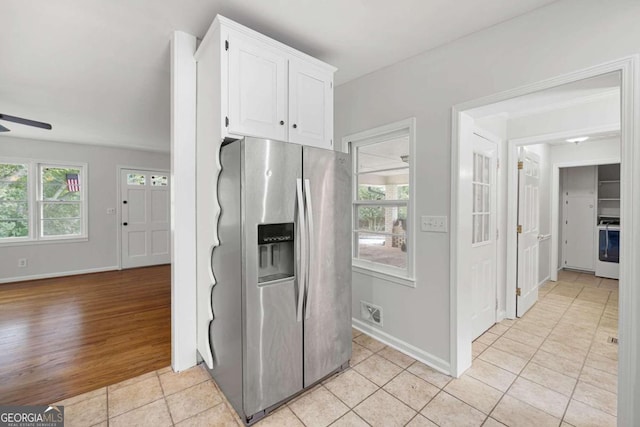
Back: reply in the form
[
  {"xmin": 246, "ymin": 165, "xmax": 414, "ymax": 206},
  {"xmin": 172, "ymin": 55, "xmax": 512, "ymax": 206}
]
[
  {"xmin": 288, "ymin": 59, "xmax": 333, "ymax": 148},
  {"xmin": 227, "ymin": 31, "xmax": 287, "ymax": 141}
]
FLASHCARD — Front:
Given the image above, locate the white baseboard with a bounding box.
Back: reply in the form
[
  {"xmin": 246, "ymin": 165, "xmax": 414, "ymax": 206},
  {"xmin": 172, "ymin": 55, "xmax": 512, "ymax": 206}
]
[
  {"xmin": 537, "ymin": 275, "xmax": 551, "ymax": 288},
  {"xmin": 352, "ymin": 318, "xmax": 451, "ymax": 375},
  {"xmin": 0, "ymin": 266, "xmax": 120, "ymax": 284},
  {"xmin": 496, "ymin": 310, "xmax": 508, "ymax": 322}
]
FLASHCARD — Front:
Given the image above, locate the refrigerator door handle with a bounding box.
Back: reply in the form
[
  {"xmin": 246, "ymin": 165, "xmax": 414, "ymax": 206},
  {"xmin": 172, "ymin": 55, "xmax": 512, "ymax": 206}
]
[
  {"xmin": 303, "ymin": 179, "xmax": 314, "ymax": 320},
  {"xmin": 296, "ymin": 178, "xmax": 306, "ymax": 322}
]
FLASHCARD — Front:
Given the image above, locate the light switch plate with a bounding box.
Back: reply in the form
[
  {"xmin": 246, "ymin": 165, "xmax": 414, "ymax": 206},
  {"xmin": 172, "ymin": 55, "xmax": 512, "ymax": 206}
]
[{"xmin": 421, "ymin": 215, "xmax": 448, "ymax": 233}]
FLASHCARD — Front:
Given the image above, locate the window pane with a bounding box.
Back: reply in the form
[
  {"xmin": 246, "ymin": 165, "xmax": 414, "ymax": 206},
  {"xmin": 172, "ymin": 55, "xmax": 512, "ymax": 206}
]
[
  {"xmin": 357, "ymin": 137, "xmax": 409, "ymax": 173},
  {"xmin": 42, "ymin": 167, "xmax": 81, "ymax": 201},
  {"xmin": 0, "ymin": 163, "xmax": 28, "ymax": 203},
  {"xmin": 357, "ymin": 172, "xmax": 409, "ymax": 201},
  {"xmin": 356, "ymin": 205, "xmax": 406, "ymax": 233},
  {"xmin": 483, "ymin": 156, "xmax": 490, "ymax": 183},
  {"xmin": 397, "ymin": 185, "xmax": 409, "ymax": 200},
  {"xmin": 127, "ymin": 173, "xmax": 146, "ymax": 185},
  {"xmin": 473, "ymin": 183, "xmax": 482, "ymax": 213},
  {"xmin": 0, "ymin": 220, "xmax": 29, "ymax": 238},
  {"xmin": 357, "ymin": 206, "xmax": 385, "ymax": 232},
  {"xmin": 483, "ymin": 185, "xmax": 490, "ymax": 213},
  {"xmin": 473, "ymin": 214, "xmax": 482, "ymax": 244},
  {"xmin": 356, "ymin": 232, "xmax": 407, "ymax": 269},
  {"xmin": 42, "ymin": 203, "xmax": 81, "ymax": 219},
  {"xmin": 474, "ymin": 154, "xmax": 482, "ymax": 182},
  {"xmin": 357, "ymin": 185, "xmax": 386, "ymax": 201},
  {"xmin": 151, "ymin": 175, "xmax": 168, "ymax": 186},
  {"xmin": 42, "ymin": 219, "xmax": 81, "ymax": 236},
  {"xmin": 483, "ymin": 214, "xmax": 490, "ymax": 242},
  {"xmin": 0, "ymin": 164, "xmax": 29, "ymax": 239},
  {"xmin": 0, "ymin": 201, "xmax": 29, "ymax": 219}
]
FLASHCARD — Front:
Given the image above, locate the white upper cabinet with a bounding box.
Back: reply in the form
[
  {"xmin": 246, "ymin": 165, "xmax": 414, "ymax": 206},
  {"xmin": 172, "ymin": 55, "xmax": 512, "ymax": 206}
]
[
  {"xmin": 288, "ymin": 59, "xmax": 333, "ymax": 148},
  {"xmin": 196, "ymin": 16, "xmax": 336, "ymax": 149},
  {"xmin": 227, "ymin": 30, "xmax": 288, "ymax": 141}
]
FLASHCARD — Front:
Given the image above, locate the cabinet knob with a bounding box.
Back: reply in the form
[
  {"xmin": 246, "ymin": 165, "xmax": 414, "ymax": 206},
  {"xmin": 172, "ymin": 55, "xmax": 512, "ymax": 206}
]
[
  {"xmin": 123, "ymin": 222, "xmax": 128, "ymax": 226},
  {"xmin": 280, "ymin": 120, "xmax": 284, "ymax": 125},
  {"xmin": 293, "ymin": 124, "xmax": 298, "ymax": 129}
]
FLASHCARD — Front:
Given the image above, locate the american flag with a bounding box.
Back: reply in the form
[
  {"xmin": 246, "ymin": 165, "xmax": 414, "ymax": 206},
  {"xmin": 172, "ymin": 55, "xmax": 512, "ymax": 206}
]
[{"xmin": 66, "ymin": 173, "xmax": 80, "ymax": 192}]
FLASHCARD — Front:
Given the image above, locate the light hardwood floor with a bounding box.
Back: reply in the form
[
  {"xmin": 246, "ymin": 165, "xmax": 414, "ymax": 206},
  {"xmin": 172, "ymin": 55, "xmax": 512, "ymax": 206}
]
[{"xmin": 0, "ymin": 265, "xmax": 171, "ymax": 405}]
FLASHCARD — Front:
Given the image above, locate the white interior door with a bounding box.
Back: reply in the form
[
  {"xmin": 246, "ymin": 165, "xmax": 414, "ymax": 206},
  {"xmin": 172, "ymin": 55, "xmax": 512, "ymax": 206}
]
[
  {"xmin": 470, "ymin": 133, "xmax": 497, "ymax": 340},
  {"xmin": 516, "ymin": 148, "xmax": 540, "ymax": 317},
  {"xmin": 562, "ymin": 166, "xmax": 596, "ymax": 271},
  {"xmin": 121, "ymin": 169, "xmax": 170, "ymax": 269},
  {"xmin": 564, "ymin": 196, "xmax": 596, "ymax": 270}
]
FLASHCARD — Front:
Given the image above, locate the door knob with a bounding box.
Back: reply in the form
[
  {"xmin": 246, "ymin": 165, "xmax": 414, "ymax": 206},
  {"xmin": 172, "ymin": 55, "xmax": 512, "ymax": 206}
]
[{"xmin": 123, "ymin": 222, "xmax": 128, "ymax": 226}]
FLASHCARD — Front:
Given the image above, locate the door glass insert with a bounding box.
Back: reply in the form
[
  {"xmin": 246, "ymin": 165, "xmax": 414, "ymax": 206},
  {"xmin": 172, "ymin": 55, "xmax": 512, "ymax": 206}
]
[
  {"xmin": 127, "ymin": 173, "xmax": 146, "ymax": 186},
  {"xmin": 472, "ymin": 152, "xmax": 491, "ymax": 244},
  {"xmin": 151, "ymin": 175, "xmax": 168, "ymax": 186}
]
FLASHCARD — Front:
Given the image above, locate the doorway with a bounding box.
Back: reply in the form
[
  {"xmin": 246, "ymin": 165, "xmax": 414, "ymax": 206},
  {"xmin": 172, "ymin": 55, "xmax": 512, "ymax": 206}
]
[
  {"xmin": 120, "ymin": 168, "xmax": 171, "ymax": 268},
  {"xmin": 451, "ymin": 58, "xmax": 637, "ymax": 422}
]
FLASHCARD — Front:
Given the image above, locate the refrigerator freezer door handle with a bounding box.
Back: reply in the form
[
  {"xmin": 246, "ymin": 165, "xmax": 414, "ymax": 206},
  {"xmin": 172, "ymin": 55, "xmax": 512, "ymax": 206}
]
[
  {"xmin": 296, "ymin": 178, "xmax": 306, "ymax": 322},
  {"xmin": 304, "ymin": 179, "xmax": 314, "ymax": 320}
]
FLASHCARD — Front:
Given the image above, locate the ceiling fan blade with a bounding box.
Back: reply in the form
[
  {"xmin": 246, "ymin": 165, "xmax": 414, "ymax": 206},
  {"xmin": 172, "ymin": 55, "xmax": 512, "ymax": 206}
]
[
  {"xmin": 0, "ymin": 124, "xmax": 9, "ymax": 132},
  {"xmin": 0, "ymin": 114, "xmax": 52, "ymax": 130}
]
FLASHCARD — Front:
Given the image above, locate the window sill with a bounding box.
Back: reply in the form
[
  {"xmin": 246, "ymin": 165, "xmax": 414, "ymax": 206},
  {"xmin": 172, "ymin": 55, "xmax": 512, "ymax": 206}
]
[
  {"xmin": 352, "ymin": 263, "xmax": 416, "ymax": 288},
  {"xmin": 0, "ymin": 237, "xmax": 89, "ymax": 247}
]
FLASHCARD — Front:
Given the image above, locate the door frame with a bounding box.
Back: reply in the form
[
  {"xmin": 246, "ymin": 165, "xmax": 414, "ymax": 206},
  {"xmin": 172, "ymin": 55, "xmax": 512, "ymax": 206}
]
[
  {"xmin": 116, "ymin": 166, "xmax": 171, "ymax": 269},
  {"xmin": 507, "ymin": 124, "xmax": 620, "ymax": 284},
  {"xmin": 450, "ymin": 54, "xmax": 639, "ymax": 426}
]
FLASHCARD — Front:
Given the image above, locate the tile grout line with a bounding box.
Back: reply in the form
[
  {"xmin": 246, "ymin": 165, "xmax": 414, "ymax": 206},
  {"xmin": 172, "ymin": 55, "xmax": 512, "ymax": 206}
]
[
  {"xmin": 106, "ymin": 371, "xmax": 167, "ymax": 424},
  {"xmin": 155, "ymin": 369, "xmax": 176, "ymax": 427},
  {"xmin": 561, "ymin": 286, "xmax": 616, "ymax": 422}
]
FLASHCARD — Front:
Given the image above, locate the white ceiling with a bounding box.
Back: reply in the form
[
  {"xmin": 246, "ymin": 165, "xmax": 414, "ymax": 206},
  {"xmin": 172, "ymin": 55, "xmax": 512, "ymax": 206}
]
[{"xmin": 1, "ymin": 0, "xmax": 559, "ymax": 152}]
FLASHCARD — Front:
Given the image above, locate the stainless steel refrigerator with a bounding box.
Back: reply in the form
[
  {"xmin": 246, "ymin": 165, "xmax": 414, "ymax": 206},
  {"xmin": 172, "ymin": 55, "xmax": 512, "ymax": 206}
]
[{"xmin": 208, "ymin": 137, "xmax": 352, "ymax": 425}]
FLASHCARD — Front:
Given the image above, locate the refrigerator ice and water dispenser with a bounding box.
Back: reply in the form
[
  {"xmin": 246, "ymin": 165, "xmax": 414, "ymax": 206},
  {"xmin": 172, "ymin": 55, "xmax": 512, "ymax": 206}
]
[{"xmin": 257, "ymin": 223, "xmax": 295, "ymax": 284}]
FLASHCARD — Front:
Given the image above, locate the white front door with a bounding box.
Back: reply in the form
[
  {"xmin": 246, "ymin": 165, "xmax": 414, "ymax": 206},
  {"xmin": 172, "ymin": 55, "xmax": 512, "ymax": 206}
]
[
  {"xmin": 121, "ymin": 169, "xmax": 170, "ymax": 269},
  {"xmin": 516, "ymin": 148, "xmax": 540, "ymax": 317},
  {"xmin": 470, "ymin": 133, "xmax": 497, "ymax": 340}
]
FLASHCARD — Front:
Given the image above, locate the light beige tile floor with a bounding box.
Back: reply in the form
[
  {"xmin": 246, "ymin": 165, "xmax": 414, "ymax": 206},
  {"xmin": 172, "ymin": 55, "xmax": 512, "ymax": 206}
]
[{"xmin": 58, "ymin": 271, "xmax": 618, "ymax": 426}]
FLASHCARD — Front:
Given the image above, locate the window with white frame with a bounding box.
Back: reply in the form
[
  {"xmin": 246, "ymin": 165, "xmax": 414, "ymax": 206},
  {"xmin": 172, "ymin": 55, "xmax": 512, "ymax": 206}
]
[
  {"xmin": 347, "ymin": 119, "xmax": 414, "ymax": 280},
  {"xmin": 0, "ymin": 159, "xmax": 87, "ymax": 243}
]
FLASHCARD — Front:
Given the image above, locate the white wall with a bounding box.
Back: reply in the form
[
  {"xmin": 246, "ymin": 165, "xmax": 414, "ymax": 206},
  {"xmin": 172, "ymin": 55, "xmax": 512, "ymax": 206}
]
[
  {"xmin": 0, "ymin": 136, "xmax": 169, "ymax": 282},
  {"xmin": 508, "ymin": 92, "xmax": 619, "ymax": 139},
  {"xmin": 551, "ymin": 138, "xmax": 620, "ymax": 165},
  {"xmin": 335, "ymin": 0, "xmax": 639, "ymax": 376}
]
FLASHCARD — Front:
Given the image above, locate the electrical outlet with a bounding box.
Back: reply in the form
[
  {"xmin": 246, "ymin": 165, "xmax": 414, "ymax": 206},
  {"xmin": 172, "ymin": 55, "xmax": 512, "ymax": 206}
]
[
  {"xmin": 421, "ymin": 215, "xmax": 448, "ymax": 233},
  {"xmin": 18, "ymin": 258, "xmax": 27, "ymax": 268}
]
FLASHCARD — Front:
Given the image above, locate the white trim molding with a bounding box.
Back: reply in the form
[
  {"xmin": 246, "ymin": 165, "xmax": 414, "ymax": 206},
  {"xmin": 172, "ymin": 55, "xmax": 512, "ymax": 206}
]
[
  {"xmin": 0, "ymin": 265, "xmax": 119, "ymax": 284},
  {"xmin": 170, "ymin": 30, "xmax": 198, "ymax": 372},
  {"xmin": 451, "ymin": 55, "xmax": 639, "ymax": 426}
]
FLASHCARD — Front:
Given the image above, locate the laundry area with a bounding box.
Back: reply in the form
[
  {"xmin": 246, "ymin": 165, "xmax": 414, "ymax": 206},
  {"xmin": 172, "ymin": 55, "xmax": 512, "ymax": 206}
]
[{"xmin": 560, "ymin": 163, "xmax": 620, "ymax": 279}]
